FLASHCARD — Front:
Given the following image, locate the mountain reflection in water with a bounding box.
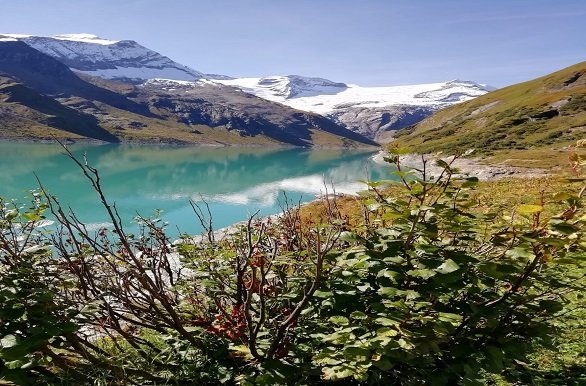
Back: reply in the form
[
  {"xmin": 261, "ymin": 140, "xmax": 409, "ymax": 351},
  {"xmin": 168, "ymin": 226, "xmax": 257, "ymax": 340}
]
[{"xmin": 0, "ymin": 143, "xmax": 392, "ymax": 236}]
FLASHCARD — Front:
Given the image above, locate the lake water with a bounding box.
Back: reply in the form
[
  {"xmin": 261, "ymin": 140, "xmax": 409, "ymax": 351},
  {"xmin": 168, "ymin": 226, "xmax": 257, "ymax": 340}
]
[{"xmin": 0, "ymin": 143, "xmax": 392, "ymax": 237}]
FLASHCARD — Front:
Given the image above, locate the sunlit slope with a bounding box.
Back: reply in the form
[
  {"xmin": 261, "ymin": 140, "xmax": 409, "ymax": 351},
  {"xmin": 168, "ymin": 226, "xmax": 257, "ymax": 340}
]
[{"xmin": 395, "ymin": 62, "xmax": 586, "ymax": 156}]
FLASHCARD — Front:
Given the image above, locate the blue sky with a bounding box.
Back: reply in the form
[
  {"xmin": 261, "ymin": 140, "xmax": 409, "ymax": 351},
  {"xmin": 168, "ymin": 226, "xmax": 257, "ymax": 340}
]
[{"xmin": 2, "ymin": 0, "xmax": 584, "ymax": 87}]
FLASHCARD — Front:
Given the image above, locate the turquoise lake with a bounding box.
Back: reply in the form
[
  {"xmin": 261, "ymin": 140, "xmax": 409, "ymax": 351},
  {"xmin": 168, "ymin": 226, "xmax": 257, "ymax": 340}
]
[{"xmin": 0, "ymin": 143, "xmax": 392, "ymax": 237}]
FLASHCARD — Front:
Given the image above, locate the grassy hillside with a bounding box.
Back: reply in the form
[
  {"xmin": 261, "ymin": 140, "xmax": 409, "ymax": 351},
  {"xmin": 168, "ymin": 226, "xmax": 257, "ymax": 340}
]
[{"xmin": 395, "ymin": 62, "xmax": 586, "ymax": 167}]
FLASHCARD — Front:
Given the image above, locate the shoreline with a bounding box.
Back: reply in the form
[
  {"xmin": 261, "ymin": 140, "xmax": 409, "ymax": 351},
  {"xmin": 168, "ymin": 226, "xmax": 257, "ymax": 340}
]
[
  {"xmin": 0, "ymin": 137, "xmax": 379, "ymax": 150},
  {"xmin": 371, "ymin": 151, "xmax": 550, "ymax": 181}
]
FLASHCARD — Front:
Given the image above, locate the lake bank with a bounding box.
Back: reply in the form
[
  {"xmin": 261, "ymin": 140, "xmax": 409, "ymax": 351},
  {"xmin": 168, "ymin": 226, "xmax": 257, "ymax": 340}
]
[{"xmin": 371, "ymin": 150, "xmax": 550, "ymax": 180}]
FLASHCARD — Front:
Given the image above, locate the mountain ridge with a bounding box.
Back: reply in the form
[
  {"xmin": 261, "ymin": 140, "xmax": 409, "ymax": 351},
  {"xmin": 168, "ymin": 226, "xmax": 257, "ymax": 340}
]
[{"xmin": 1, "ymin": 33, "xmax": 204, "ymax": 82}]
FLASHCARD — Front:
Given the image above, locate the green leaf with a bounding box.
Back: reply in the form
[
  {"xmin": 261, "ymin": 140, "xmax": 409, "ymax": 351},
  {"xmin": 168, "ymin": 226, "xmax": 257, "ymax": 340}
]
[
  {"xmin": 376, "ymin": 327, "xmax": 399, "ymax": 337},
  {"xmin": 1, "ymin": 335, "xmax": 18, "ymax": 349},
  {"xmin": 461, "ymin": 176, "xmax": 479, "ymax": 188},
  {"xmin": 375, "ymin": 317, "xmax": 401, "ymax": 327},
  {"xmin": 435, "ymin": 159, "xmax": 451, "ymax": 170},
  {"xmin": 329, "ymin": 316, "xmax": 350, "ymax": 326},
  {"xmin": 21, "ymin": 212, "xmax": 41, "ymax": 222},
  {"xmin": 552, "ymin": 192, "xmax": 572, "ymax": 201},
  {"xmin": 517, "ymin": 204, "xmax": 543, "ymax": 214},
  {"xmin": 486, "ymin": 346, "xmax": 504, "ymax": 371},
  {"xmin": 389, "ymin": 147, "xmax": 411, "ymax": 155},
  {"xmin": 322, "ymin": 366, "xmax": 354, "ymax": 380},
  {"xmin": 398, "ymin": 338, "xmax": 415, "ymax": 350},
  {"xmin": 438, "ymin": 312, "xmax": 463, "ymax": 324},
  {"xmin": 350, "ymin": 311, "xmax": 368, "ymax": 320},
  {"xmin": 4, "ymin": 360, "xmax": 26, "ymax": 370},
  {"xmin": 393, "ymin": 170, "xmax": 414, "ymax": 179},
  {"xmin": 378, "ymin": 287, "xmax": 398, "ymax": 297},
  {"xmin": 404, "ymin": 290, "xmax": 420, "ymax": 300},
  {"xmin": 374, "ymin": 356, "xmax": 394, "ymax": 370},
  {"xmin": 357, "ymin": 284, "xmax": 372, "ymax": 292},
  {"xmin": 365, "ymin": 181, "xmax": 387, "ymax": 188},
  {"xmin": 407, "ymin": 269, "xmax": 437, "ymax": 279},
  {"xmin": 436, "ymin": 259, "xmax": 460, "ymax": 274},
  {"xmin": 539, "ymin": 238, "xmax": 567, "ymax": 247},
  {"xmin": 506, "ymin": 247, "xmax": 534, "ymax": 260},
  {"xmin": 343, "ymin": 346, "xmax": 370, "ymax": 362},
  {"xmin": 314, "ymin": 290, "xmax": 333, "ymax": 298}
]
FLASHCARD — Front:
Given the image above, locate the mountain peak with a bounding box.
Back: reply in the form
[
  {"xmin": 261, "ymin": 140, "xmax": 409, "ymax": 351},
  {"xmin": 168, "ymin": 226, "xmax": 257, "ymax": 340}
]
[
  {"xmin": 4, "ymin": 33, "xmax": 203, "ymax": 82},
  {"xmin": 2, "ymin": 33, "xmax": 118, "ymax": 45},
  {"xmin": 218, "ymin": 75, "xmax": 348, "ymax": 100},
  {"xmin": 446, "ymin": 79, "xmax": 496, "ymax": 91}
]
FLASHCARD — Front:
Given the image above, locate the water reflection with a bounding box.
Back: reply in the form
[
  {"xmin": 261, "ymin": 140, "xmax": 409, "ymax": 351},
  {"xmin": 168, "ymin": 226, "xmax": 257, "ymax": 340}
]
[{"xmin": 0, "ymin": 143, "xmax": 391, "ymax": 235}]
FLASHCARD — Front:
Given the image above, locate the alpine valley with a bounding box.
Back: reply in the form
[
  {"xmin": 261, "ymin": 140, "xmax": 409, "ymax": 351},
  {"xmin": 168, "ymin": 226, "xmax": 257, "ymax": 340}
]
[{"xmin": 0, "ymin": 33, "xmax": 492, "ymax": 145}]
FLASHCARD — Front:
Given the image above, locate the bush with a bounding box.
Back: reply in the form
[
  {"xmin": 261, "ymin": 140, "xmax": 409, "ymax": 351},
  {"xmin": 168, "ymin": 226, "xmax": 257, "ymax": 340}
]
[
  {"xmin": 308, "ymin": 149, "xmax": 586, "ymax": 384},
  {"xmin": 1, "ymin": 145, "xmax": 585, "ymax": 385}
]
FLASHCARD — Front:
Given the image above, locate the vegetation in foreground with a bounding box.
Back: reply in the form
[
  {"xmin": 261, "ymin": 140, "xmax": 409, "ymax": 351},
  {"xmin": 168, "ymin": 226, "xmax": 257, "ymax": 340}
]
[{"xmin": 1, "ymin": 145, "xmax": 586, "ymax": 385}]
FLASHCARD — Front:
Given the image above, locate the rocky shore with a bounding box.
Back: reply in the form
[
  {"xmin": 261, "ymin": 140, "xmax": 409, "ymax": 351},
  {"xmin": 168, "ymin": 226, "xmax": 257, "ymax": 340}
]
[{"xmin": 371, "ymin": 151, "xmax": 549, "ymax": 181}]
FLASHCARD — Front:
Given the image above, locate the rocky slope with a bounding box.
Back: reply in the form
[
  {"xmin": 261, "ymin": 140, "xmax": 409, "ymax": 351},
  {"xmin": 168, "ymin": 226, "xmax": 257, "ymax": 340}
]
[{"xmin": 139, "ymin": 79, "xmax": 377, "ymax": 146}]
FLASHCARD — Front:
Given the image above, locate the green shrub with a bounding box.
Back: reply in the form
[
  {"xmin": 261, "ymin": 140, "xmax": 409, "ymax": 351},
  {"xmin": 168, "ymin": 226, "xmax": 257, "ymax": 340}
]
[
  {"xmin": 0, "ymin": 193, "xmax": 83, "ymax": 385},
  {"xmin": 0, "ymin": 145, "xmax": 585, "ymax": 385},
  {"xmin": 307, "ymin": 149, "xmax": 586, "ymax": 385}
]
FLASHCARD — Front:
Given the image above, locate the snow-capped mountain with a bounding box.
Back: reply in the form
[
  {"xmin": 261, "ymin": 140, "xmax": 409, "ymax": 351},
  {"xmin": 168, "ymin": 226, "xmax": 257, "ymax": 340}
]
[
  {"xmin": 2, "ymin": 33, "xmax": 494, "ymax": 141},
  {"xmin": 150, "ymin": 76, "xmax": 492, "ymax": 141},
  {"xmin": 0, "ymin": 39, "xmax": 377, "ymax": 147},
  {"xmin": 212, "ymin": 76, "xmax": 495, "ymax": 140},
  {"xmin": 216, "ymin": 76, "xmax": 491, "ymax": 114},
  {"xmin": 229, "ymin": 75, "xmax": 348, "ymax": 99},
  {"xmin": 0, "ymin": 33, "xmax": 203, "ymax": 82}
]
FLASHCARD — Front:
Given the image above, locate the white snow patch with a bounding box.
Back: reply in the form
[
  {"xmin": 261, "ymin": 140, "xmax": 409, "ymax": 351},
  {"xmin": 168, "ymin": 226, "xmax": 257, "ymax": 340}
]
[
  {"xmin": 52, "ymin": 34, "xmax": 118, "ymax": 45},
  {"xmin": 2, "ymin": 33, "xmax": 118, "ymax": 45},
  {"xmin": 0, "ymin": 33, "xmax": 33, "ymax": 38},
  {"xmin": 216, "ymin": 76, "xmax": 492, "ymax": 115}
]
